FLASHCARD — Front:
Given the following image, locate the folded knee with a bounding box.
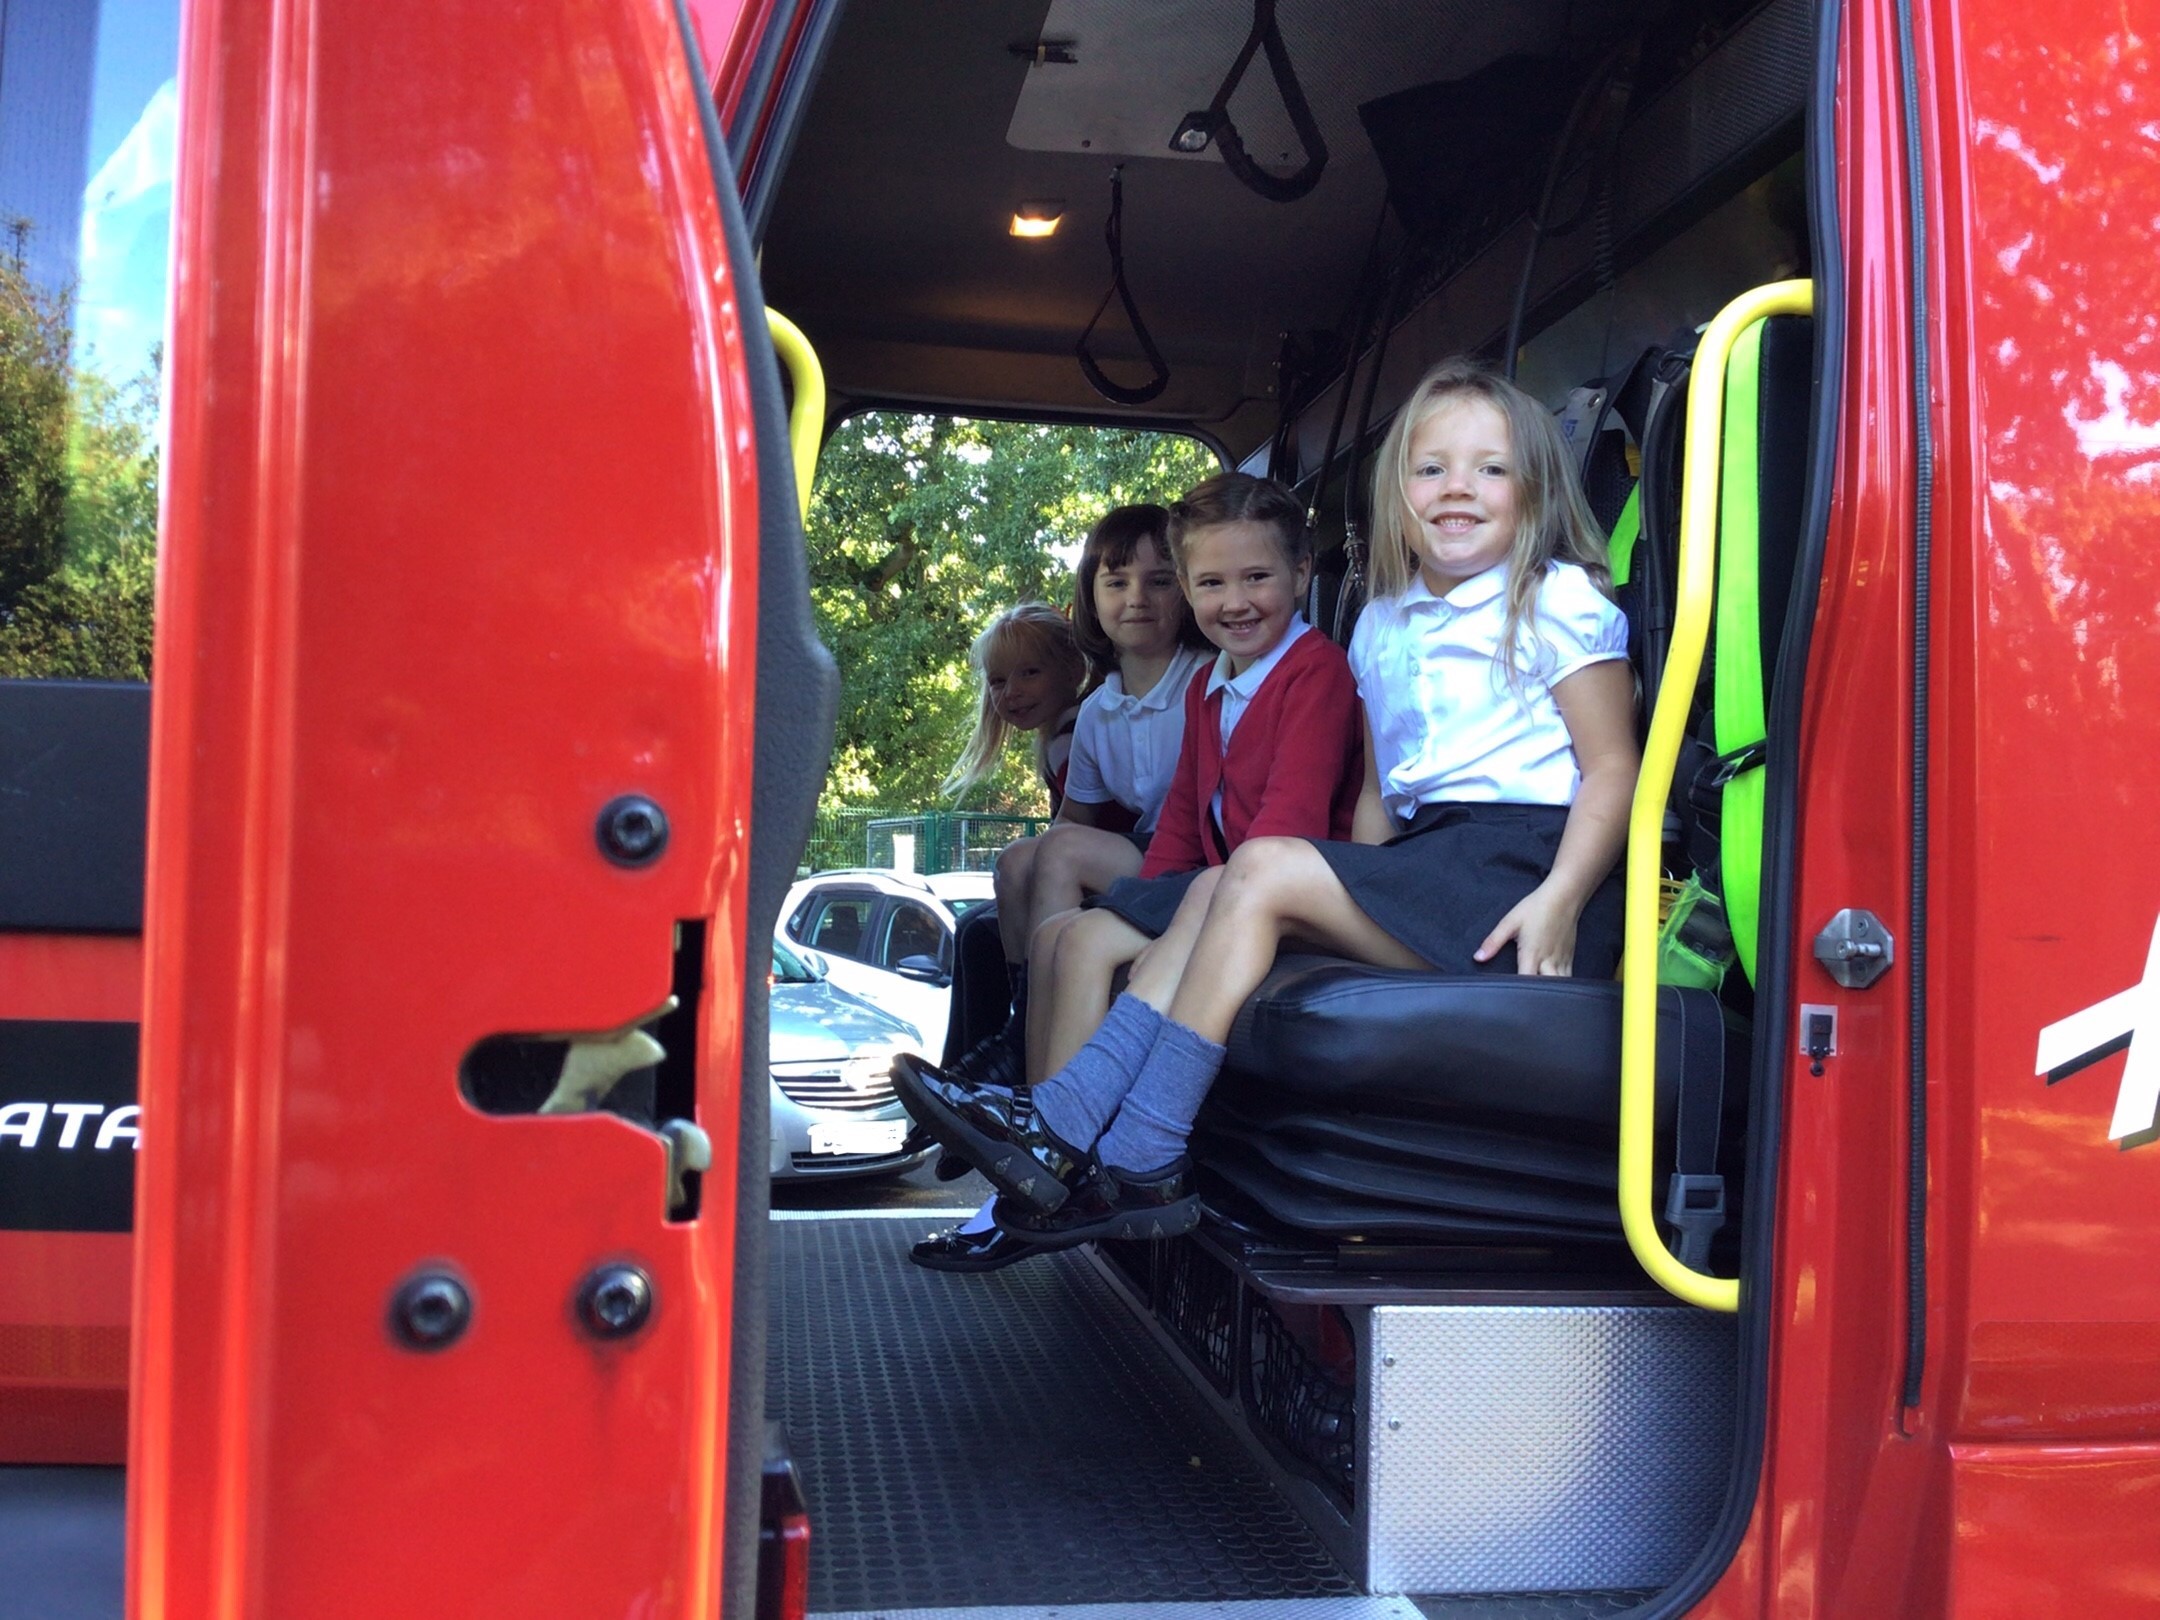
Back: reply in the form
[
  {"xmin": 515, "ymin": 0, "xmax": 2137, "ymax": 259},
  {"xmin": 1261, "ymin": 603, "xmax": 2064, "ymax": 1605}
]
[
  {"xmin": 994, "ymin": 834, "xmax": 1039, "ymax": 895},
  {"xmin": 1032, "ymin": 906, "xmax": 1080, "ymax": 962},
  {"xmin": 1217, "ymin": 838, "xmax": 1309, "ymax": 911},
  {"xmin": 1033, "ymin": 821, "xmax": 1086, "ymax": 881}
]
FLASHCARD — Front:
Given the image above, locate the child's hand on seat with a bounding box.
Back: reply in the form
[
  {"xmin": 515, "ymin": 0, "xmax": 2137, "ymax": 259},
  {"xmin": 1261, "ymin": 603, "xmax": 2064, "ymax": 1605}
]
[{"xmin": 1474, "ymin": 883, "xmax": 1579, "ymax": 976}]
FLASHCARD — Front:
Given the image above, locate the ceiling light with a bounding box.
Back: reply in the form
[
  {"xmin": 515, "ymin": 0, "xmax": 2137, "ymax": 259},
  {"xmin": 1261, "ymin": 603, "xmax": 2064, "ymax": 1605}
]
[
  {"xmin": 1009, "ymin": 201, "xmax": 1064, "ymax": 238},
  {"xmin": 1169, "ymin": 112, "xmax": 1216, "ymax": 154}
]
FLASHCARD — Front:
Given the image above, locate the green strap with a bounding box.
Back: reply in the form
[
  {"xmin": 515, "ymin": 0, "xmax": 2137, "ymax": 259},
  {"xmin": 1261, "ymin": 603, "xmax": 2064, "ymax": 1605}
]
[
  {"xmin": 1714, "ymin": 320, "xmax": 1769, "ymax": 985},
  {"xmin": 1607, "ymin": 484, "xmax": 1641, "ymax": 586}
]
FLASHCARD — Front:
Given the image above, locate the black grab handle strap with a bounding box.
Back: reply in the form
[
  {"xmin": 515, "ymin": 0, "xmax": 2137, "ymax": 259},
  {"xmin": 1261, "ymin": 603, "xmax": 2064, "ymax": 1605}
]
[
  {"xmin": 1205, "ymin": 0, "xmax": 1328, "ymax": 204},
  {"xmin": 1075, "ymin": 166, "xmax": 1171, "ymax": 407}
]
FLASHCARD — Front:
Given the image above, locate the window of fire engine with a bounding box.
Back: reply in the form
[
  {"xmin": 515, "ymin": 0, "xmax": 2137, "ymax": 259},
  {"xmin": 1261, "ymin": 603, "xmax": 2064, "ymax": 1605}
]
[{"xmin": 0, "ymin": 0, "xmax": 176, "ymax": 683}]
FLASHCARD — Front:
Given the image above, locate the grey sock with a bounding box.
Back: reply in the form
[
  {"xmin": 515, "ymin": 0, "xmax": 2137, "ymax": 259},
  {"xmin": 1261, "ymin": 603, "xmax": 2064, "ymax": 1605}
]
[
  {"xmin": 1094, "ymin": 1018, "xmax": 1226, "ymax": 1175},
  {"xmin": 1031, "ymin": 993, "xmax": 1165, "ymax": 1148}
]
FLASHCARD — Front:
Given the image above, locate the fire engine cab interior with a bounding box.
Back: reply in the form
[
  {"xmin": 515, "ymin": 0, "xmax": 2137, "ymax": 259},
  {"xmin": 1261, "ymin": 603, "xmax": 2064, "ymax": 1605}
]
[
  {"xmin": 747, "ymin": 0, "xmax": 1827, "ymax": 1610},
  {"xmin": 0, "ymin": 0, "xmax": 1845, "ymax": 1614}
]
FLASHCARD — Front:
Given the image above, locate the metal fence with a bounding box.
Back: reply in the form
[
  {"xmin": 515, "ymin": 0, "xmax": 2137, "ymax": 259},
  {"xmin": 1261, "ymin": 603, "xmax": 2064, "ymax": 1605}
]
[{"xmin": 800, "ymin": 807, "xmax": 1047, "ymax": 876}]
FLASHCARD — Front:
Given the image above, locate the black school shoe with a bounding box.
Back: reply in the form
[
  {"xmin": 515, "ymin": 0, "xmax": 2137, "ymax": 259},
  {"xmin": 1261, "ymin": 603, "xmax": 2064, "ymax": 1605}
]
[
  {"xmin": 894, "ymin": 1054, "xmax": 1019, "ymax": 1175},
  {"xmin": 891, "ymin": 1053, "xmax": 1084, "ymax": 1214},
  {"xmin": 906, "ymin": 1223, "xmax": 1042, "ymax": 1272},
  {"xmin": 991, "ymin": 1158, "xmax": 1201, "ymax": 1250},
  {"xmin": 943, "ymin": 1023, "xmax": 1025, "ymax": 1094}
]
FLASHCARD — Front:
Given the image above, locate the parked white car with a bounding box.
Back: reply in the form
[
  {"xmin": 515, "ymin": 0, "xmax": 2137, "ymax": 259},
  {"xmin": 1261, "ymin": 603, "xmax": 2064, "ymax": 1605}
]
[
  {"xmin": 780, "ymin": 868, "xmax": 990, "ymax": 1056},
  {"xmin": 922, "ymin": 869, "xmax": 994, "ymax": 918}
]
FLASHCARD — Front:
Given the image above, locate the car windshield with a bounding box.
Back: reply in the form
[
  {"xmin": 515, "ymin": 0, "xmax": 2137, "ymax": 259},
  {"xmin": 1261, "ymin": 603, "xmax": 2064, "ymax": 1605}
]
[
  {"xmin": 771, "ymin": 938, "xmax": 822, "ymax": 983},
  {"xmin": 944, "ymin": 897, "xmax": 991, "ymax": 921}
]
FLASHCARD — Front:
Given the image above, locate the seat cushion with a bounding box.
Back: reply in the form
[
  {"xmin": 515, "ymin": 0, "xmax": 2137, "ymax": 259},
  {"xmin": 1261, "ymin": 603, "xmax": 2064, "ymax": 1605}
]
[
  {"xmin": 1198, "ymin": 956, "xmax": 1736, "ymax": 1246},
  {"xmin": 1222, "ymin": 955, "xmax": 1729, "ymax": 1140}
]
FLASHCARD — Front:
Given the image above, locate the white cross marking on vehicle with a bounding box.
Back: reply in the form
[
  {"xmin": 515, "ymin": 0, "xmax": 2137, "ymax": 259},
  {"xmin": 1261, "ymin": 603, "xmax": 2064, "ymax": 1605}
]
[{"xmin": 2034, "ymin": 910, "xmax": 2160, "ymax": 1142}]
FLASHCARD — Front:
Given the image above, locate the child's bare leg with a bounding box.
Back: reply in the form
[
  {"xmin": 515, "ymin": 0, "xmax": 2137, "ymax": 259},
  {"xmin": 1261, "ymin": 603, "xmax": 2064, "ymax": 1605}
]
[
  {"xmin": 992, "ymin": 836, "xmax": 1041, "ymax": 962},
  {"xmin": 1024, "ymin": 907, "xmax": 1083, "ymax": 1086},
  {"xmin": 1122, "ymin": 866, "xmax": 1224, "ymax": 1012},
  {"xmin": 1161, "ymin": 837, "xmax": 1425, "ymax": 1044},
  {"xmin": 1039, "ymin": 908, "xmax": 1149, "ymax": 1081},
  {"xmin": 1030, "ymin": 822, "xmax": 1144, "ymax": 925}
]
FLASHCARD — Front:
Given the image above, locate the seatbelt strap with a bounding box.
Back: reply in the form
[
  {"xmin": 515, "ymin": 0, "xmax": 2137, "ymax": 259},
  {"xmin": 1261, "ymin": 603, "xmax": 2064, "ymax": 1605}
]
[
  {"xmin": 1607, "ymin": 485, "xmax": 1641, "ymax": 586},
  {"xmin": 1661, "ymin": 992, "xmax": 1728, "ymax": 1269},
  {"xmin": 1712, "ymin": 319, "xmax": 1771, "ymax": 984}
]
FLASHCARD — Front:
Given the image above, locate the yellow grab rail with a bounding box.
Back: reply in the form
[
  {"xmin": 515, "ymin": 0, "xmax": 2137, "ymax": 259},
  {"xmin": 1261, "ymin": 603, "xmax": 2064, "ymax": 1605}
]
[
  {"xmin": 765, "ymin": 309, "xmax": 826, "ymax": 524},
  {"xmin": 1618, "ymin": 277, "xmax": 1813, "ymax": 1313}
]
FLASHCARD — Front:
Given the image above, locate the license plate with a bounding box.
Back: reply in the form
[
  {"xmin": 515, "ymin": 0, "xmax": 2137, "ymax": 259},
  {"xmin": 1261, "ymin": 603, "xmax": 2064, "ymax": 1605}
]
[{"xmin": 808, "ymin": 1118, "xmax": 910, "ymax": 1157}]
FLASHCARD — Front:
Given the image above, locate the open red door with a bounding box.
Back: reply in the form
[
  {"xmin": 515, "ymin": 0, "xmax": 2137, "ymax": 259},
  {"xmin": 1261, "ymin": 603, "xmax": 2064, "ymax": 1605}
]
[{"xmin": 128, "ymin": 0, "xmax": 831, "ymax": 1615}]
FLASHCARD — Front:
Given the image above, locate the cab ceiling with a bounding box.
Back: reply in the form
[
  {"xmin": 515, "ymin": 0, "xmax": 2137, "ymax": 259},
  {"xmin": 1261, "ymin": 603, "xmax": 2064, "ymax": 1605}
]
[{"xmin": 759, "ymin": 0, "xmax": 1633, "ymax": 453}]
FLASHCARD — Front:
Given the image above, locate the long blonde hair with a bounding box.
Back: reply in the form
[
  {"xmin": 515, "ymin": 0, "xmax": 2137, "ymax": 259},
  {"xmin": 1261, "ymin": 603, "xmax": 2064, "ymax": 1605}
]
[
  {"xmin": 941, "ymin": 602, "xmax": 1087, "ymax": 797},
  {"xmin": 1368, "ymin": 358, "xmax": 1612, "ymax": 684}
]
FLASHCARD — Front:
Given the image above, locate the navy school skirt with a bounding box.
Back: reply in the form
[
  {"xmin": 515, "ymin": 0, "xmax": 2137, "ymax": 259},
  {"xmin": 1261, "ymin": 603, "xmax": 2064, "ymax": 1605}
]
[{"xmin": 1085, "ymin": 802, "xmax": 1625, "ymax": 978}]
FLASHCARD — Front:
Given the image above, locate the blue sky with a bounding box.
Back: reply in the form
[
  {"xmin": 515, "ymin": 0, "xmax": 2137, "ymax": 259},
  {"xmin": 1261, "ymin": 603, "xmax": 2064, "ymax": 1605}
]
[{"xmin": 76, "ymin": 0, "xmax": 179, "ymax": 385}]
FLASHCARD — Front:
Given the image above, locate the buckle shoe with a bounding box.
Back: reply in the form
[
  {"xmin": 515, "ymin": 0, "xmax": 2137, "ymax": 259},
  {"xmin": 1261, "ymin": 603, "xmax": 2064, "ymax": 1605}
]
[
  {"xmin": 891, "ymin": 1053, "xmax": 1084, "ymax": 1213},
  {"xmin": 991, "ymin": 1158, "xmax": 1200, "ymax": 1250},
  {"xmin": 906, "ymin": 1223, "xmax": 1042, "ymax": 1273}
]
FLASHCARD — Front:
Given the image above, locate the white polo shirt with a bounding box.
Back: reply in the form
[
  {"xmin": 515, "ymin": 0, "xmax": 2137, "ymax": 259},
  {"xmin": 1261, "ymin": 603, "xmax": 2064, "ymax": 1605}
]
[
  {"xmin": 1063, "ymin": 644, "xmax": 1210, "ymax": 834},
  {"xmin": 1349, "ymin": 562, "xmax": 1627, "ymax": 818}
]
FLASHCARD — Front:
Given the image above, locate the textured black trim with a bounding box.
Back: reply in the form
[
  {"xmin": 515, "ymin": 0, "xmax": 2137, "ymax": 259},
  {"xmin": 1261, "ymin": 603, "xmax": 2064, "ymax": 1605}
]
[
  {"xmin": 740, "ymin": 0, "xmax": 849, "ymax": 247},
  {"xmin": 1630, "ymin": 0, "xmax": 1847, "ymax": 1612},
  {"xmin": 0, "ymin": 680, "xmax": 151, "ymax": 933},
  {"xmin": 669, "ymin": 4, "xmax": 840, "ymax": 1617},
  {"xmin": 1893, "ymin": 0, "xmax": 1932, "ymax": 1416}
]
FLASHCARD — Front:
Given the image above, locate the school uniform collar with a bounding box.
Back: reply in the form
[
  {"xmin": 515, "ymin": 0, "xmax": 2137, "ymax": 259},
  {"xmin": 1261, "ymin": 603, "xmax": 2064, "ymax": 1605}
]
[
  {"xmin": 1207, "ymin": 615, "xmax": 1310, "ymax": 701},
  {"xmin": 1096, "ymin": 643, "xmax": 1205, "ymax": 715},
  {"xmin": 1404, "ymin": 563, "xmax": 1508, "ymax": 614}
]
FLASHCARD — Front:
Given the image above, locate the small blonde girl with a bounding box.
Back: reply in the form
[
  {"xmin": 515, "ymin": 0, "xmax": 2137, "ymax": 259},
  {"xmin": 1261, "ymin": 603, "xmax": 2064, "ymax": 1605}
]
[{"xmin": 941, "ymin": 603, "xmax": 1089, "ymax": 806}]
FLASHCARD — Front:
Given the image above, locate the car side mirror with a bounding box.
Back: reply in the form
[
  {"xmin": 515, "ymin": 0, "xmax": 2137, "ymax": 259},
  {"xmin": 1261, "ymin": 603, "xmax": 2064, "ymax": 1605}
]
[
  {"xmin": 799, "ymin": 948, "xmax": 830, "ymax": 979},
  {"xmin": 894, "ymin": 954, "xmax": 950, "ymax": 987}
]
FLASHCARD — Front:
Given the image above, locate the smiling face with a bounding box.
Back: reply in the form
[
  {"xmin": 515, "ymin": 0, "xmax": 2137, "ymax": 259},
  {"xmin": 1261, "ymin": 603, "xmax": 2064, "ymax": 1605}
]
[
  {"xmin": 984, "ymin": 645, "xmax": 1069, "ymax": 732},
  {"xmin": 1092, "ymin": 534, "xmax": 1185, "ymax": 664},
  {"xmin": 1403, "ymin": 395, "xmax": 1521, "ymax": 596},
  {"xmin": 1179, "ymin": 520, "xmax": 1311, "ymax": 674}
]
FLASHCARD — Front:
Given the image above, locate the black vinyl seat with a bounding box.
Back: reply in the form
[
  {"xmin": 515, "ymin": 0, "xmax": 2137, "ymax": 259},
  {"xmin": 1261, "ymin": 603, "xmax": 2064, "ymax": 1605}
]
[{"xmin": 1195, "ymin": 960, "xmax": 1736, "ymax": 1248}]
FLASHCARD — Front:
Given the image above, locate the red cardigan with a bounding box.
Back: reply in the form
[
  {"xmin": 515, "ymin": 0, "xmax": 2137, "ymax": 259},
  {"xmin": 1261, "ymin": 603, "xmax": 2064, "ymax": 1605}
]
[{"xmin": 1139, "ymin": 628, "xmax": 1364, "ymax": 878}]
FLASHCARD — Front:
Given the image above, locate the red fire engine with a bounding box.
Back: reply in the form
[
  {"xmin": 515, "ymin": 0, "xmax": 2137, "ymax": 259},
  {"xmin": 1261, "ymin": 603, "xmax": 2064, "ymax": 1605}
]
[{"xmin": 2, "ymin": 0, "xmax": 2157, "ymax": 1615}]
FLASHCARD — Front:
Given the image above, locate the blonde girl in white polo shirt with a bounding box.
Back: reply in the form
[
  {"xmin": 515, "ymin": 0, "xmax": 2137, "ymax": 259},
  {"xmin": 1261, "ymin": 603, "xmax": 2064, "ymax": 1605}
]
[{"xmin": 959, "ymin": 358, "xmax": 1643, "ymax": 1247}]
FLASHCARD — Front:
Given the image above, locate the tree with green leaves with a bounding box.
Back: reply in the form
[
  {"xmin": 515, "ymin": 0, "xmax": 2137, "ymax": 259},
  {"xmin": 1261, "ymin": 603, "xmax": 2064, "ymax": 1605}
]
[
  {"xmin": 806, "ymin": 412, "xmax": 1218, "ymax": 816},
  {"xmin": 0, "ymin": 263, "xmax": 160, "ymax": 682}
]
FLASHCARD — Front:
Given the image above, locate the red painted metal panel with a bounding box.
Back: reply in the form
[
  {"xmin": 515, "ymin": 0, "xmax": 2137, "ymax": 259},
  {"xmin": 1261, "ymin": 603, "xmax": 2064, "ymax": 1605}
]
[
  {"xmin": 0, "ymin": 1232, "xmax": 131, "ymax": 1463},
  {"xmin": 1923, "ymin": 0, "xmax": 2160, "ymax": 1460},
  {"xmin": 1946, "ymin": 1444, "xmax": 2160, "ymax": 1614},
  {"xmin": 129, "ymin": 0, "xmax": 764, "ymax": 1614},
  {"xmin": 0, "ymin": 936, "xmax": 142, "ymax": 1022}
]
